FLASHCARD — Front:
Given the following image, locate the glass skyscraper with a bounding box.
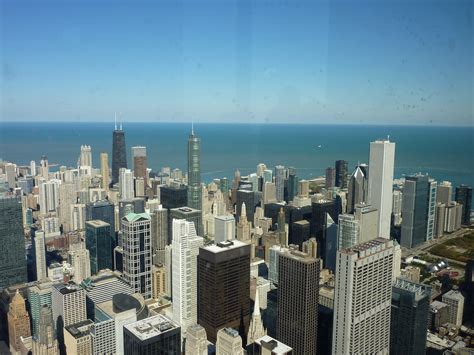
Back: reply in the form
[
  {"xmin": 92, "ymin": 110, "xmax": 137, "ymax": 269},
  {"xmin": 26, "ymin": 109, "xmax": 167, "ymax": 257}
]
[
  {"xmin": 112, "ymin": 124, "xmax": 127, "ymax": 185},
  {"xmin": 85, "ymin": 220, "xmax": 113, "ymax": 274},
  {"xmin": 187, "ymin": 130, "xmax": 202, "ymax": 211}
]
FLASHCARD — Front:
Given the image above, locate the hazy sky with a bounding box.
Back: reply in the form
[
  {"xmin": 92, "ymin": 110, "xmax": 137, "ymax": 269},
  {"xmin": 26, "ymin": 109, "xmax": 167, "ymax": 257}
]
[{"xmin": 1, "ymin": 0, "xmax": 472, "ymax": 125}]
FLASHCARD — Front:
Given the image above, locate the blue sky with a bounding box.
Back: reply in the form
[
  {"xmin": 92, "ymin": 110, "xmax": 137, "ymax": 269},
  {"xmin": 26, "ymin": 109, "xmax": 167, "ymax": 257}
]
[{"xmin": 1, "ymin": 0, "xmax": 472, "ymax": 125}]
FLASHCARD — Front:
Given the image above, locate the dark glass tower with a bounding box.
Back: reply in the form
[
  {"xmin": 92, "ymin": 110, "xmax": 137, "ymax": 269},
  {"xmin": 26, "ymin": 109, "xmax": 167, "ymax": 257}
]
[
  {"xmin": 187, "ymin": 129, "xmax": 202, "ymax": 211},
  {"xmin": 335, "ymin": 160, "xmax": 348, "ymax": 188},
  {"xmin": 455, "ymin": 184, "xmax": 472, "ymax": 225},
  {"xmin": 112, "ymin": 123, "xmax": 127, "ymax": 185},
  {"xmin": 0, "ymin": 196, "xmax": 27, "ymax": 289},
  {"xmin": 347, "ymin": 164, "xmax": 368, "ymax": 213},
  {"xmin": 391, "ymin": 278, "xmax": 431, "ymax": 355},
  {"xmin": 85, "ymin": 220, "xmax": 113, "ymax": 274}
]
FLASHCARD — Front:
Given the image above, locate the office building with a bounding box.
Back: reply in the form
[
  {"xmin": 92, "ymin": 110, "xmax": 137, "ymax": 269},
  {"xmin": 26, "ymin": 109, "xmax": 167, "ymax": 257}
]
[
  {"xmin": 86, "ymin": 199, "xmax": 116, "ymax": 236},
  {"xmin": 186, "ymin": 324, "xmax": 208, "ymax": 355},
  {"xmin": 237, "ymin": 202, "xmax": 252, "ymax": 242},
  {"xmin": 198, "ymin": 240, "xmax": 251, "ymax": 344},
  {"xmin": 337, "ymin": 204, "xmax": 378, "ymax": 250},
  {"xmin": 429, "ymin": 301, "xmax": 449, "ymax": 329},
  {"xmin": 437, "ymin": 181, "xmax": 452, "ymax": 205},
  {"xmin": 68, "ymin": 246, "xmax": 91, "ymax": 283},
  {"xmin": 64, "ymin": 319, "xmax": 93, "ymax": 355},
  {"xmin": 8, "ymin": 291, "xmax": 31, "ymax": 354},
  {"xmin": 85, "ymin": 220, "xmax": 113, "ymax": 275},
  {"xmin": 335, "ymin": 160, "xmax": 348, "ymax": 188},
  {"xmin": 347, "ymin": 164, "xmax": 368, "ymax": 213},
  {"xmin": 39, "ymin": 179, "xmax": 61, "ymax": 213},
  {"xmin": 78, "ymin": 145, "xmax": 92, "ymax": 169},
  {"xmin": 51, "ymin": 283, "xmax": 87, "ymax": 328},
  {"xmin": 160, "ymin": 185, "xmax": 188, "ymax": 209},
  {"xmin": 435, "ymin": 203, "xmax": 446, "ymax": 238},
  {"xmin": 455, "ymin": 185, "xmax": 472, "ymax": 225},
  {"xmin": 33, "ymin": 231, "xmax": 48, "ymax": 281},
  {"xmin": 216, "ymin": 327, "xmax": 244, "ymax": 355},
  {"xmin": 311, "ymin": 200, "xmax": 336, "ymax": 258},
  {"xmin": 100, "ymin": 152, "xmax": 110, "ymax": 190},
  {"xmin": 390, "ymin": 278, "xmax": 431, "ymax": 355},
  {"xmin": 277, "ymin": 249, "xmax": 319, "ymax": 355},
  {"xmin": 18, "ymin": 176, "xmax": 34, "ymax": 195},
  {"xmin": 112, "ymin": 121, "xmax": 127, "ymax": 185},
  {"xmin": 91, "ymin": 307, "xmax": 116, "ymax": 354},
  {"xmin": 150, "ymin": 206, "xmax": 168, "ymax": 265},
  {"xmin": 119, "ymin": 198, "xmax": 145, "ymax": 220},
  {"xmin": 325, "ymin": 167, "xmax": 336, "ymax": 189},
  {"xmin": 368, "ymin": 139, "xmax": 395, "ymax": 239},
  {"xmin": 214, "ymin": 215, "xmax": 235, "ymax": 243},
  {"xmin": 170, "ymin": 206, "xmax": 203, "ymax": 241},
  {"xmin": 123, "ymin": 314, "xmax": 181, "ymax": 355},
  {"xmin": 401, "ymin": 174, "xmax": 437, "ymax": 248},
  {"xmin": 274, "ymin": 165, "xmax": 286, "ymax": 202},
  {"xmin": 392, "ymin": 190, "xmax": 402, "ymax": 226},
  {"xmin": 119, "ymin": 168, "xmax": 134, "ymax": 200},
  {"xmin": 268, "ymin": 245, "xmax": 288, "ymax": 285},
  {"xmin": 290, "ymin": 219, "xmax": 310, "ymax": 246},
  {"xmin": 442, "ymin": 290, "xmax": 465, "ymax": 327},
  {"xmin": 28, "ymin": 282, "xmax": 54, "ymax": 337},
  {"xmin": 132, "ymin": 146, "xmax": 147, "ymax": 180},
  {"xmin": 32, "ymin": 305, "xmax": 59, "ymax": 355},
  {"xmin": 152, "ymin": 265, "xmax": 166, "ymax": 298},
  {"xmin": 40, "ymin": 155, "xmax": 49, "ymax": 179},
  {"xmin": 332, "ymin": 238, "xmax": 400, "ymax": 355},
  {"xmin": 187, "ymin": 128, "xmax": 202, "ymax": 211},
  {"xmin": 122, "ymin": 213, "xmax": 152, "ymax": 299},
  {"xmin": 0, "ymin": 196, "xmax": 27, "ymax": 289},
  {"xmin": 287, "ymin": 167, "xmax": 298, "ymax": 202},
  {"xmin": 171, "ymin": 219, "xmax": 203, "ymax": 345}
]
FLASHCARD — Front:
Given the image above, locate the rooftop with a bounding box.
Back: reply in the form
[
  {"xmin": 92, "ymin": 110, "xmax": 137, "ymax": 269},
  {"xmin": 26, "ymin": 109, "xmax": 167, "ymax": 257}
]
[
  {"xmin": 256, "ymin": 335, "xmax": 292, "ymax": 353},
  {"xmin": 124, "ymin": 314, "xmax": 179, "ymax": 340},
  {"xmin": 442, "ymin": 290, "xmax": 465, "ymax": 302},
  {"xmin": 393, "ymin": 278, "xmax": 431, "ymax": 301},
  {"xmin": 202, "ymin": 239, "xmax": 248, "ymax": 254},
  {"xmin": 280, "ymin": 249, "xmax": 318, "ymax": 264},
  {"xmin": 86, "ymin": 219, "xmax": 110, "ymax": 228},
  {"xmin": 65, "ymin": 319, "xmax": 93, "ymax": 339},
  {"xmin": 123, "ymin": 212, "xmax": 150, "ymax": 223},
  {"xmin": 341, "ymin": 238, "xmax": 395, "ymax": 257}
]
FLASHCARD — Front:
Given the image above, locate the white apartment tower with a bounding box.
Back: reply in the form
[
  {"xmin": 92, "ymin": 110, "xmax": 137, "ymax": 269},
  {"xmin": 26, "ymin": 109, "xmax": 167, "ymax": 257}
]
[
  {"xmin": 214, "ymin": 215, "xmax": 235, "ymax": 243},
  {"xmin": 33, "ymin": 231, "xmax": 47, "ymax": 281},
  {"xmin": 368, "ymin": 139, "xmax": 395, "ymax": 239},
  {"xmin": 51, "ymin": 283, "xmax": 87, "ymax": 328},
  {"xmin": 122, "ymin": 213, "xmax": 152, "ymax": 299},
  {"xmin": 171, "ymin": 219, "xmax": 204, "ymax": 345},
  {"xmin": 119, "ymin": 168, "xmax": 134, "ymax": 200},
  {"xmin": 442, "ymin": 290, "xmax": 465, "ymax": 327},
  {"xmin": 332, "ymin": 238, "xmax": 400, "ymax": 355}
]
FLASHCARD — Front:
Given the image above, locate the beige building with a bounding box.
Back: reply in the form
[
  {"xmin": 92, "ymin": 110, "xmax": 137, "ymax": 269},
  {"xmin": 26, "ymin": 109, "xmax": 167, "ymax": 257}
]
[
  {"xmin": 8, "ymin": 291, "xmax": 31, "ymax": 354},
  {"xmin": 152, "ymin": 264, "xmax": 166, "ymax": 299},
  {"xmin": 64, "ymin": 320, "xmax": 93, "ymax": 355},
  {"xmin": 216, "ymin": 328, "xmax": 244, "ymax": 355},
  {"xmin": 186, "ymin": 324, "xmax": 208, "ymax": 355}
]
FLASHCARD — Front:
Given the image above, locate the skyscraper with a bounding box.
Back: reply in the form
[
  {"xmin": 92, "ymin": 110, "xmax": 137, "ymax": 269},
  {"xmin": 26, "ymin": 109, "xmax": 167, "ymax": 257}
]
[
  {"xmin": 32, "ymin": 305, "xmax": 59, "ymax": 355},
  {"xmin": 119, "ymin": 168, "xmax": 134, "ymax": 200},
  {"xmin": 335, "ymin": 160, "xmax": 348, "ymax": 188},
  {"xmin": 33, "ymin": 231, "xmax": 48, "ymax": 281},
  {"xmin": 390, "ymin": 278, "xmax": 431, "ymax": 355},
  {"xmin": 112, "ymin": 120, "xmax": 127, "ymax": 185},
  {"xmin": 68, "ymin": 245, "xmax": 91, "ymax": 283},
  {"xmin": 214, "ymin": 215, "xmax": 235, "ymax": 243},
  {"xmin": 442, "ymin": 290, "xmax": 465, "ymax": 327},
  {"xmin": 28, "ymin": 282, "xmax": 53, "ymax": 338},
  {"xmin": 277, "ymin": 249, "xmax": 319, "ymax": 355},
  {"xmin": 347, "ymin": 164, "xmax": 368, "ymax": 213},
  {"xmin": 216, "ymin": 328, "xmax": 244, "ymax": 355},
  {"xmin": 332, "ymin": 238, "xmax": 400, "ymax": 355},
  {"xmin": 171, "ymin": 219, "xmax": 203, "ymax": 344},
  {"xmin": 100, "ymin": 152, "xmax": 110, "ymax": 190},
  {"xmin": 0, "ymin": 196, "xmax": 27, "ymax": 289},
  {"xmin": 274, "ymin": 165, "xmax": 286, "ymax": 202},
  {"xmin": 197, "ymin": 240, "xmax": 251, "ymax": 344},
  {"xmin": 51, "ymin": 283, "xmax": 87, "ymax": 328},
  {"xmin": 8, "ymin": 291, "xmax": 31, "ymax": 354},
  {"xmin": 455, "ymin": 184, "xmax": 472, "ymax": 225},
  {"xmin": 325, "ymin": 167, "xmax": 336, "ymax": 189},
  {"xmin": 187, "ymin": 128, "xmax": 202, "ymax": 212},
  {"xmin": 122, "ymin": 213, "xmax": 152, "ymax": 299},
  {"xmin": 85, "ymin": 220, "xmax": 113, "ymax": 274},
  {"xmin": 150, "ymin": 206, "xmax": 168, "ymax": 265},
  {"xmin": 132, "ymin": 146, "xmax": 147, "ymax": 181},
  {"xmin": 185, "ymin": 324, "xmax": 208, "ymax": 355},
  {"xmin": 368, "ymin": 139, "xmax": 395, "ymax": 239}
]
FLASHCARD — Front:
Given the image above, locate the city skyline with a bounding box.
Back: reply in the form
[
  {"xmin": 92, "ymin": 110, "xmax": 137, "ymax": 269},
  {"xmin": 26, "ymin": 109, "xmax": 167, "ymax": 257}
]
[{"xmin": 1, "ymin": 0, "xmax": 472, "ymax": 126}]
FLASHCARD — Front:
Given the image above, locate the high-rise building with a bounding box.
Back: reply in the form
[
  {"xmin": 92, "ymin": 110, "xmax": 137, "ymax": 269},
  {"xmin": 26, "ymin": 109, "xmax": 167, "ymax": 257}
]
[
  {"xmin": 187, "ymin": 129, "xmax": 202, "ymax": 212},
  {"xmin": 132, "ymin": 146, "xmax": 147, "ymax": 181},
  {"xmin": 100, "ymin": 152, "xmax": 110, "ymax": 190},
  {"xmin": 197, "ymin": 240, "xmax": 251, "ymax": 344},
  {"xmin": 123, "ymin": 315, "xmax": 181, "ymax": 355},
  {"xmin": 32, "ymin": 305, "xmax": 59, "ymax": 355},
  {"xmin": 51, "ymin": 283, "xmax": 87, "ymax": 328},
  {"xmin": 252, "ymin": 335, "xmax": 293, "ymax": 354},
  {"xmin": 8, "ymin": 291, "xmax": 31, "ymax": 354},
  {"xmin": 40, "ymin": 155, "xmax": 49, "ymax": 180},
  {"xmin": 401, "ymin": 174, "xmax": 437, "ymax": 248},
  {"xmin": 335, "ymin": 160, "xmax": 348, "ymax": 188},
  {"xmin": 392, "ymin": 189, "xmax": 403, "ymax": 226},
  {"xmin": 152, "ymin": 264, "xmax": 166, "ymax": 298},
  {"xmin": 68, "ymin": 245, "xmax": 91, "ymax": 283},
  {"xmin": 119, "ymin": 168, "xmax": 135, "ymax": 200},
  {"xmin": 186, "ymin": 324, "xmax": 208, "ymax": 355},
  {"xmin": 150, "ymin": 206, "xmax": 168, "ymax": 265},
  {"xmin": 347, "ymin": 164, "xmax": 368, "ymax": 213},
  {"xmin": 171, "ymin": 219, "xmax": 203, "ymax": 344},
  {"xmin": 214, "ymin": 215, "xmax": 235, "ymax": 243},
  {"xmin": 30, "ymin": 160, "xmax": 37, "ymax": 176},
  {"xmin": 122, "ymin": 213, "xmax": 152, "ymax": 299},
  {"xmin": 274, "ymin": 165, "xmax": 286, "ymax": 202},
  {"xmin": 368, "ymin": 139, "xmax": 395, "ymax": 239},
  {"xmin": 216, "ymin": 327, "xmax": 244, "ymax": 355},
  {"xmin": 0, "ymin": 196, "xmax": 27, "ymax": 289},
  {"xmin": 28, "ymin": 282, "xmax": 53, "ymax": 338},
  {"xmin": 160, "ymin": 185, "xmax": 188, "ymax": 209},
  {"xmin": 332, "ymin": 238, "xmax": 400, "ymax": 355},
  {"xmin": 79, "ymin": 145, "xmax": 92, "ymax": 169},
  {"xmin": 277, "ymin": 249, "xmax": 319, "ymax": 355},
  {"xmin": 39, "ymin": 179, "xmax": 61, "ymax": 213},
  {"xmin": 390, "ymin": 278, "xmax": 431, "ymax": 355},
  {"xmin": 287, "ymin": 167, "xmax": 298, "ymax": 202},
  {"xmin": 237, "ymin": 202, "xmax": 252, "ymax": 242},
  {"xmin": 437, "ymin": 181, "xmax": 452, "ymax": 205},
  {"xmin": 311, "ymin": 200, "xmax": 336, "ymax": 258},
  {"xmin": 64, "ymin": 319, "xmax": 93, "ymax": 355},
  {"xmin": 85, "ymin": 220, "xmax": 113, "ymax": 274},
  {"xmin": 338, "ymin": 204, "xmax": 378, "ymax": 250},
  {"xmin": 435, "ymin": 202, "xmax": 446, "ymax": 238},
  {"xmin": 169, "ymin": 206, "xmax": 203, "ymax": 241},
  {"xmin": 112, "ymin": 121, "xmax": 127, "ymax": 185},
  {"xmin": 442, "ymin": 290, "xmax": 465, "ymax": 327},
  {"xmin": 325, "ymin": 167, "xmax": 335, "ymax": 189},
  {"xmin": 455, "ymin": 185, "xmax": 472, "ymax": 226},
  {"xmin": 33, "ymin": 231, "xmax": 48, "ymax": 281}
]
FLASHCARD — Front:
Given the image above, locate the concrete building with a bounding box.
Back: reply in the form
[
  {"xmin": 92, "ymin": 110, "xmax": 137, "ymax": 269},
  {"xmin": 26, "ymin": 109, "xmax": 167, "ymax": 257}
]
[
  {"xmin": 332, "ymin": 238, "xmax": 400, "ymax": 355},
  {"xmin": 119, "ymin": 168, "xmax": 134, "ymax": 200},
  {"xmin": 150, "ymin": 206, "xmax": 168, "ymax": 265},
  {"xmin": 337, "ymin": 204, "xmax": 378, "ymax": 250},
  {"xmin": 335, "ymin": 160, "xmax": 348, "ymax": 188},
  {"xmin": 64, "ymin": 320, "xmax": 93, "ymax": 355},
  {"xmin": 33, "ymin": 231, "xmax": 48, "ymax": 281},
  {"xmin": 68, "ymin": 245, "xmax": 91, "ymax": 283},
  {"xmin": 31, "ymin": 305, "xmax": 59, "ymax": 355},
  {"xmin": 197, "ymin": 240, "xmax": 251, "ymax": 344},
  {"xmin": 100, "ymin": 152, "xmax": 110, "ymax": 190},
  {"xmin": 185, "ymin": 324, "xmax": 208, "ymax": 355},
  {"xmin": 123, "ymin": 314, "xmax": 181, "ymax": 355},
  {"xmin": 8, "ymin": 291, "xmax": 31, "ymax": 354},
  {"xmin": 132, "ymin": 146, "xmax": 147, "ymax": 181},
  {"xmin": 437, "ymin": 181, "xmax": 452, "ymax": 205},
  {"xmin": 247, "ymin": 288, "xmax": 266, "ymax": 345},
  {"xmin": 442, "ymin": 290, "xmax": 465, "ymax": 327},
  {"xmin": 277, "ymin": 250, "xmax": 319, "ymax": 355},
  {"xmin": 51, "ymin": 283, "xmax": 87, "ymax": 328},
  {"xmin": 28, "ymin": 282, "xmax": 53, "ymax": 338},
  {"xmin": 151, "ymin": 264, "xmax": 166, "ymax": 299},
  {"xmin": 216, "ymin": 328, "xmax": 244, "ymax": 355},
  {"xmin": 122, "ymin": 213, "xmax": 152, "ymax": 299},
  {"xmin": 455, "ymin": 185, "xmax": 472, "ymax": 225},
  {"xmin": 214, "ymin": 215, "xmax": 235, "ymax": 243},
  {"xmin": 274, "ymin": 165, "xmax": 286, "ymax": 202},
  {"xmin": 390, "ymin": 278, "xmax": 431, "ymax": 355},
  {"xmin": 236, "ymin": 202, "xmax": 252, "ymax": 242},
  {"xmin": 170, "ymin": 206, "xmax": 203, "ymax": 241},
  {"xmin": 392, "ymin": 190, "xmax": 402, "ymax": 226},
  {"xmin": 171, "ymin": 219, "xmax": 203, "ymax": 344},
  {"xmin": 325, "ymin": 167, "xmax": 336, "ymax": 189},
  {"xmin": 368, "ymin": 139, "xmax": 395, "ymax": 239}
]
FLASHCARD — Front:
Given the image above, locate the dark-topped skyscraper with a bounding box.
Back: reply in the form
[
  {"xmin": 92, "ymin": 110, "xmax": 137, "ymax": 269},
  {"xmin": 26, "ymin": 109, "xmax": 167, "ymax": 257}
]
[
  {"xmin": 335, "ymin": 160, "xmax": 348, "ymax": 188},
  {"xmin": 187, "ymin": 127, "xmax": 202, "ymax": 211},
  {"xmin": 347, "ymin": 164, "xmax": 368, "ymax": 213},
  {"xmin": 455, "ymin": 184, "xmax": 472, "ymax": 226},
  {"xmin": 112, "ymin": 119, "xmax": 127, "ymax": 185}
]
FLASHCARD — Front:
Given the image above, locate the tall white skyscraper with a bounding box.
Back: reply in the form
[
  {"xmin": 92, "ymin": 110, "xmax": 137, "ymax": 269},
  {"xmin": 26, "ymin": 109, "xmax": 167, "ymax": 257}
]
[
  {"xmin": 119, "ymin": 168, "xmax": 134, "ymax": 200},
  {"xmin": 332, "ymin": 238, "xmax": 400, "ymax": 355},
  {"xmin": 39, "ymin": 179, "xmax": 61, "ymax": 214},
  {"xmin": 171, "ymin": 219, "xmax": 203, "ymax": 346},
  {"xmin": 79, "ymin": 145, "xmax": 92, "ymax": 168},
  {"xmin": 30, "ymin": 160, "xmax": 36, "ymax": 176},
  {"xmin": 274, "ymin": 165, "xmax": 286, "ymax": 202},
  {"xmin": 68, "ymin": 244, "xmax": 91, "ymax": 283},
  {"xmin": 33, "ymin": 231, "xmax": 47, "ymax": 281},
  {"xmin": 368, "ymin": 139, "xmax": 395, "ymax": 239},
  {"xmin": 122, "ymin": 213, "xmax": 152, "ymax": 299}
]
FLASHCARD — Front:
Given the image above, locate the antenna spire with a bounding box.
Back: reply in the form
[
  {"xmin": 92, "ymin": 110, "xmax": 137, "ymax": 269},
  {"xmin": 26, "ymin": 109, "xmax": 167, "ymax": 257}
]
[
  {"xmin": 119, "ymin": 112, "xmax": 123, "ymax": 130},
  {"xmin": 191, "ymin": 119, "xmax": 194, "ymax": 135},
  {"xmin": 114, "ymin": 112, "xmax": 117, "ymax": 130}
]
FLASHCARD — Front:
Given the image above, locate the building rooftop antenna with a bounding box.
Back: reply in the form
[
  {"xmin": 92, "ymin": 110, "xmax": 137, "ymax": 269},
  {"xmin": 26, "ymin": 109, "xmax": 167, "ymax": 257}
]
[
  {"xmin": 119, "ymin": 112, "xmax": 123, "ymax": 131},
  {"xmin": 114, "ymin": 112, "xmax": 117, "ymax": 130},
  {"xmin": 191, "ymin": 118, "xmax": 194, "ymax": 135}
]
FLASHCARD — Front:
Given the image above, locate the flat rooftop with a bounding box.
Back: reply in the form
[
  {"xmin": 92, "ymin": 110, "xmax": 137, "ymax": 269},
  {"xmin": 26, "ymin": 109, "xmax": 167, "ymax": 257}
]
[
  {"xmin": 124, "ymin": 314, "xmax": 179, "ymax": 341},
  {"xmin": 255, "ymin": 335, "xmax": 292, "ymax": 353},
  {"xmin": 280, "ymin": 249, "xmax": 318, "ymax": 264},
  {"xmin": 202, "ymin": 239, "xmax": 248, "ymax": 254},
  {"xmin": 86, "ymin": 219, "xmax": 110, "ymax": 228},
  {"xmin": 341, "ymin": 238, "xmax": 394, "ymax": 257}
]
